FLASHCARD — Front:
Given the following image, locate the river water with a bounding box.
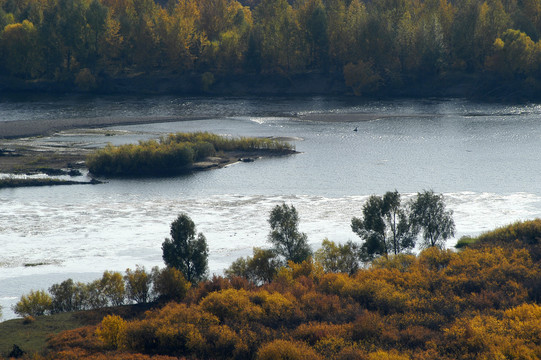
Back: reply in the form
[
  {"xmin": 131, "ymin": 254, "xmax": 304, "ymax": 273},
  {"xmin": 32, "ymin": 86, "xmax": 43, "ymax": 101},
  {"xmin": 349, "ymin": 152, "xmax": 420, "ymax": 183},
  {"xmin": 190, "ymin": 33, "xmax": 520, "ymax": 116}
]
[{"xmin": 1, "ymin": 96, "xmax": 541, "ymax": 320}]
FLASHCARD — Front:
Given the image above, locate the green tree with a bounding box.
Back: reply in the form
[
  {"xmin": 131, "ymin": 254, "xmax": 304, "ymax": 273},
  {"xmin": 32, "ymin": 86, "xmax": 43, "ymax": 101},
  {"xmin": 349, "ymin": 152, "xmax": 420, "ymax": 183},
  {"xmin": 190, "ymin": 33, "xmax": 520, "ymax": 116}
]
[
  {"xmin": 268, "ymin": 203, "xmax": 312, "ymax": 263},
  {"xmin": 315, "ymin": 238, "xmax": 362, "ymax": 274},
  {"xmin": 162, "ymin": 213, "xmax": 209, "ymax": 283},
  {"xmin": 409, "ymin": 190, "xmax": 455, "ymax": 248},
  {"xmin": 382, "ymin": 190, "xmax": 416, "ymax": 255},
  {"xmin": 49, "ymin": 278, "xmax": 77, "ymax": 313},
  {"xmin": 225, "ymin": 247, "xmax": 281, "ymax": 284},
  {"xmin": 351, "ymin": 191, "xmax": 415, "ymax": 260},
  {"xmin": 153, "ymin": 266, "xmax": 191, "ymax": 302},
  {"xmin": 351, "ymin": 195, "xmax": 387, "ymax": 260},
  {"xmin": 296, "ymin": 0, "xmax": 329, "ymax": 69},
  {"xmin": 13, "ymin": 290, "xmax": 52, "ymax": 317},
  {"xmin": 86, "ymin": 0, "xmax": 108, "ymax": 69},
  {"xmin": 56, "ymin": 0, "xmax": 90, "ymax": 73},
  {"xmin": 85, "ymin": 279, "xmax": 110, "ymax": 309}
]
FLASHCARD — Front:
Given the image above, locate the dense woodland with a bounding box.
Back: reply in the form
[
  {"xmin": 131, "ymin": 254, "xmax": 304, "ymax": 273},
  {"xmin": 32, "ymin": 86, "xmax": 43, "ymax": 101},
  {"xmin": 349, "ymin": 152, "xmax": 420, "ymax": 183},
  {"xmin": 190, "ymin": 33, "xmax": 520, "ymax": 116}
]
[{"xmin": 3, "ymin": 0, "xmax": 541, "ymax": 96}]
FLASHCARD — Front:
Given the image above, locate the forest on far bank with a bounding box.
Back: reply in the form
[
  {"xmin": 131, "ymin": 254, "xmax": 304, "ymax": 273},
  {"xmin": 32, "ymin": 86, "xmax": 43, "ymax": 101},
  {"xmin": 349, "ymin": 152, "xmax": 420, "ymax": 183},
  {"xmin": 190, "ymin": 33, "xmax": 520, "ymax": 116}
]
[{"xmin": 2, "ymin": 0, "xmax": 541, "ymax": 98}]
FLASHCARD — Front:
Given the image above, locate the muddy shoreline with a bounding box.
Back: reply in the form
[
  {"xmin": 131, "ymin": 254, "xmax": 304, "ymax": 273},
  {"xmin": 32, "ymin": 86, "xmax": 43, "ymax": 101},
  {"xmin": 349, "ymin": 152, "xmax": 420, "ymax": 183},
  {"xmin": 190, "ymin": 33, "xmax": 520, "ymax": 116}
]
[{"xmin": 0, "ymin": 117, "xmax": 299, "ymax": 185}]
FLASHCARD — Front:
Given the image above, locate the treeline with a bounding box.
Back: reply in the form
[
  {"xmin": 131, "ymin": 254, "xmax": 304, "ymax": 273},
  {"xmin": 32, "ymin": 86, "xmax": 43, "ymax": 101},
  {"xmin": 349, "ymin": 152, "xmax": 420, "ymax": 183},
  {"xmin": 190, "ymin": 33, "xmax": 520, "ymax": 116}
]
[
  {"xmin": 3, "ymin": 0, "xmax": 541, "ymax": 96},
  {"xmin": 15, "ymin": 217, "xmax": 541, "ymax": 360},
  {"xmin": 86, "ymin": 132, "xmax": 294, "ymax": 176},
  {"xmin": 12, "ymin": 266, "xmax": 191, "ymax": 318}
]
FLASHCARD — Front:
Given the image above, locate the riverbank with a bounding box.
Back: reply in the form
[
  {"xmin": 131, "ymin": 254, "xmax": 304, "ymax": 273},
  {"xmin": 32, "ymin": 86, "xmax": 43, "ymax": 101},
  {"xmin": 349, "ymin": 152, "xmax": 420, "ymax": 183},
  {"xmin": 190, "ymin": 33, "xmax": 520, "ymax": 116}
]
[{"xmin": 2, "ymin": 71, "xmax": 538, "ymax": 102}]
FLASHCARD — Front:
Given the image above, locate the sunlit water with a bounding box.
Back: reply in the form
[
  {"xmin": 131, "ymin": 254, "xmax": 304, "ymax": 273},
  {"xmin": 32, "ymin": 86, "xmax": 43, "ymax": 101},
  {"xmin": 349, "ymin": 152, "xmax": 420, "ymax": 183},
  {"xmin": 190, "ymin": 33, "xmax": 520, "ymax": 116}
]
[{"xmin": 2, "ymin": 96, "xmax": 541, "ymax": 320}]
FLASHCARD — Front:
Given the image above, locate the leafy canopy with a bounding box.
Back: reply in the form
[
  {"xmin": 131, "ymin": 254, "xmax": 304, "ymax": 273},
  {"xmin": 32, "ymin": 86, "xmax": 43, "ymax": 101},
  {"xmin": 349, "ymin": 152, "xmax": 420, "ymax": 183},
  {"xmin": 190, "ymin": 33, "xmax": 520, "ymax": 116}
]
[
  {"xmin": 268, "ymin": 203, "xmax": 312, "ymax": 264},
  {"xmin": 409, "ymin": 190, "xmax": 455, "ymax": 249},
  {"xmin": 162, "ymin": 213, "xmax": 209, "ymax": 283}
]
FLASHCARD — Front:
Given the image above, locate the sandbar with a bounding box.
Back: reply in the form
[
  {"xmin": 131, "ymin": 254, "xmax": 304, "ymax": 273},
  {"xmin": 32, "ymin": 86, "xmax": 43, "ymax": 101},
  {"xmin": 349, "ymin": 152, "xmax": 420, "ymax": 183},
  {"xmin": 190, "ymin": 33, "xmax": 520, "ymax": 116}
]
[{"xmin": 0, "ymin": 115, "xmax": 207, "ymax": 139}]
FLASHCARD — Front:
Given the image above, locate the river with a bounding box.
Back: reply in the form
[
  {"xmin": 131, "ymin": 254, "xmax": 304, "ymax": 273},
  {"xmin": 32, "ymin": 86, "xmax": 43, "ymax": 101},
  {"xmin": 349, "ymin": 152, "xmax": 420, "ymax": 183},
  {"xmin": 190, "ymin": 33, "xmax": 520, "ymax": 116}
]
[{"xmin": 1, "ymin": 96, "xmax": 541, "ymax": 320}]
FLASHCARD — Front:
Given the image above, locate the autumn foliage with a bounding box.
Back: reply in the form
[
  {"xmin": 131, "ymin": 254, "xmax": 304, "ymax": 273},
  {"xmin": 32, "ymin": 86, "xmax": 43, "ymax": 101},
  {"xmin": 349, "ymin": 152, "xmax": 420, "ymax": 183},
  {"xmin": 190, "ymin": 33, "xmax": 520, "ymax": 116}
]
[
  {"xmin": 3, "ymin": 0, "xmax": 541, "ymax": 96},
  {"xmin": 37, "ymin": 219, "xmax": 541, "ymax": 360}
]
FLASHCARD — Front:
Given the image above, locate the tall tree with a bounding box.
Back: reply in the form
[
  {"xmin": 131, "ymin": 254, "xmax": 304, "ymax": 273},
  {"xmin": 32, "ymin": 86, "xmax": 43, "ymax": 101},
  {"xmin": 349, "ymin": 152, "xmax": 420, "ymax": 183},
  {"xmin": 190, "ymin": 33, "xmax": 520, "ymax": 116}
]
[
  {"xmin": 473, "ymin": 0, "xmax": 511, "ymax": 68},
  {"xmin": 351, "ymin": 195, "xmax": 388, "ymax": 260},
  {"xmin": 56, "ymin": 0, "xmax": 90, "ymax": 73},
  {"xmin": 268, "ymin": 203, "xmax": 312, "ymax": 263},
  {"xmin": 162, "ymin": 213, "xmax": 209, "ymax": 283},
  {"xmin": 0, "ymin": 20, "xmax": 40, "ymax": 77},
  {"xmin": 409, "ymin": 190, "xmax": 455, "ymax": 249},
  {"xmin": 86, "ymin": 0, "xmax": 108, "ymax": 69},
  {"xmin": 254, "ymin": 0, "xmax": 300, "ymax": 73},
  {"xmin": 296, "ymin": 0, "xmax": 329, "ymax": 69},
  {"xmin": 382, "ymin": 190, "xmax": 416, "ymax": 255},
  {"xmin": 351, "ymin": 191, "xmax": 415, "ymax": 260}
]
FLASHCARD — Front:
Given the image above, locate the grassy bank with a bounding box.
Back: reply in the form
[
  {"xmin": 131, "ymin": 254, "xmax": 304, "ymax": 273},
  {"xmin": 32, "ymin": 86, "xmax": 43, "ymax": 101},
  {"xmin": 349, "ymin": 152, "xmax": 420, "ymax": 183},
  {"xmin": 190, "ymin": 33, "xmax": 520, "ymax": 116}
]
[
  {"xmin": 0, "ymin": 304, "xmax": 152, "ymax": 357},
  {"xmin": 0, "ymin": 312, "xmax": 88, "ymax": 356},
  {"xmin": 86, "ymin": 132, "xmax": 296, "ymax": 177}
]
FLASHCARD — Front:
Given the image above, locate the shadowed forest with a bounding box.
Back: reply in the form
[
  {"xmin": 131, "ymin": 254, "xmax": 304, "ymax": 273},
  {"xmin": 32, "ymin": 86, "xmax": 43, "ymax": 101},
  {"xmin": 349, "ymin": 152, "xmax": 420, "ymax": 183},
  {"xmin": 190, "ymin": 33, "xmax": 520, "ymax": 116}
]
[{"xmin": 3, "ymin": 0, "xmax": 541, "ymax": 96}]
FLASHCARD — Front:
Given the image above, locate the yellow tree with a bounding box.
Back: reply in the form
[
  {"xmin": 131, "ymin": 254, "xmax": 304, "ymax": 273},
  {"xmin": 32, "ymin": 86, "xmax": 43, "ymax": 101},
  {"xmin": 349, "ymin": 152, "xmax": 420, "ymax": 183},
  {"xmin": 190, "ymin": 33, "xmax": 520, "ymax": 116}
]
[
  {"xmin": 0, "ymin": 20, "xmax": 41, "ymax": 77},
  {"xmin": 473, "ymin": 0, "xmax": 511, "ymax": 67},
  {"xmin": 255, "ymin": 0, "xmax": 302, "ymax": 73},
  {"xmin": 98, "ymin": 11, "xmax": 124, "ymax": 72},
  {"xmin": 488, "ymin": 29, "xmax": 537, "ymax": 77},
  {"xmin": 155, "ymin": 2, "xmax": 200, "ymax": 71}
]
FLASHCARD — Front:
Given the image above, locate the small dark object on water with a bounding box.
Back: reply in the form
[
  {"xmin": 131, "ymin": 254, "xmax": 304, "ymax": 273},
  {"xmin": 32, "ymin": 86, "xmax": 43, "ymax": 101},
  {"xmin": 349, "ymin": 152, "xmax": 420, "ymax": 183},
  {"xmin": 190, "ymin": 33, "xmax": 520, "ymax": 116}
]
[
  {"xmin": 68, "ymin": 169, "xmax": 82, "ymax": 176},
  {"xmin": 38, "ymin": 168, "xmax": 66, "ymax": 176},
  {"xmin": 353, "ymin": 127, "xmax": 358, "ymax": 132},
  {"xmin": 239, "ymin": 157, "xmax": 255, "ymax": 162}
]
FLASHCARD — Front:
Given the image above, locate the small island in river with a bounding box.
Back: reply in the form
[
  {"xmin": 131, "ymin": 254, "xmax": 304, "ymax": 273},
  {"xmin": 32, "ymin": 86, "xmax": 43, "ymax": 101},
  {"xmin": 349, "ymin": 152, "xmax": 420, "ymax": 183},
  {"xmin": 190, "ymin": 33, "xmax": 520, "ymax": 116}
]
[{"xmin": 0, "ymin": 119, "xmax": 297, "ymax": 188}]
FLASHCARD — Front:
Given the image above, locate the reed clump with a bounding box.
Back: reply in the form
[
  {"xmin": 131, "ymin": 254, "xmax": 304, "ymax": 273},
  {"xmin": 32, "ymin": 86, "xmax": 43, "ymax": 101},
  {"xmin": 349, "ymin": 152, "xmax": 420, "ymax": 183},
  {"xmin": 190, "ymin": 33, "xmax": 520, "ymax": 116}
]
[{"xmin": 86, "ymin": 132, "xmax": 294, "ymax": 177}]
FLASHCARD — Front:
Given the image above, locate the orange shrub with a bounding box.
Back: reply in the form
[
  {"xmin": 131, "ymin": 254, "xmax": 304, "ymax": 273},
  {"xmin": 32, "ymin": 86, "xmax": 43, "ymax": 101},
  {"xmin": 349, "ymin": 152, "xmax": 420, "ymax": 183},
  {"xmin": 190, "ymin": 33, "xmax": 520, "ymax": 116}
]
[
  {"xmin": 200, "ymin": 288, "xmax": 264, "ymax": 323},
  {"xmin": 256, "ymin": 339, "xmax": 322, "ymax": 360},
  {"xmin": 292, "ymin": 322, "xmax": 352, "ymax": 345},
  {"xmin": 48, "ymin": 325, "xmax": 102, "ymax": 353}
]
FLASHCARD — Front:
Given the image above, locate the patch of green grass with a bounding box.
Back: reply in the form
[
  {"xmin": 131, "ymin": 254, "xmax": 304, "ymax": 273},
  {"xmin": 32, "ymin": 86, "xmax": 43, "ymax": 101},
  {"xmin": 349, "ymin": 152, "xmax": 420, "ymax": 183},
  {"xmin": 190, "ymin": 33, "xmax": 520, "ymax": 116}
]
[
  {"xmin": 455, "ymin": 235, "xmax": 477, "ymax": 249},
  {"xmin": 0, "ymin": 312, "xmax": 85, "ymax": 356}
]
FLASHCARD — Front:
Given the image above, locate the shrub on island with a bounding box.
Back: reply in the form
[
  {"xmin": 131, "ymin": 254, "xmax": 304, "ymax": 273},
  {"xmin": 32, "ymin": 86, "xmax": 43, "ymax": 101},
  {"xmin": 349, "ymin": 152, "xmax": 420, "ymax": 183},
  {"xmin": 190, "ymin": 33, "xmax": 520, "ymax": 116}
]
[{"xmin": 86, "ymin": 132, "xmax": 294, "ymax": 177}]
